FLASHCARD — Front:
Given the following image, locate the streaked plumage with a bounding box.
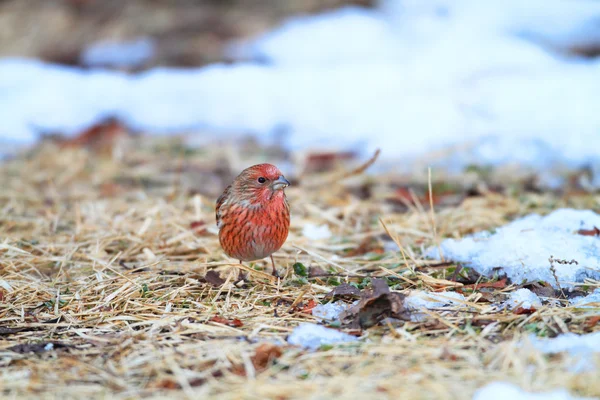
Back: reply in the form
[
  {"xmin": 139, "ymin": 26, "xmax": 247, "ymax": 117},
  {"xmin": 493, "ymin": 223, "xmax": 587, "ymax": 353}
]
[{"xmin": 216, "ymin": 164, "xmax": 290, "ymax": 275}]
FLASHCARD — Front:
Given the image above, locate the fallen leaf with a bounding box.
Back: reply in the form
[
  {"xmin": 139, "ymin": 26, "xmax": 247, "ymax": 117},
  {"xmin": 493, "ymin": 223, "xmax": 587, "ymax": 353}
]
[
  {"xmin": 585, "ymin": 316, "xmax": 600, "ymax": 329},
  {"xmin": 324, "ymin": 283, "xmax": 361, "ymax": 300},
  {"xmin": 0, "ymin": 327, "xmax": 28, "ymax": 336},
  {"xmin": 303, "ymin": 151, "xmax": 356, "ymax": 174},
  {"xmin": 8, "ymin": 342, "xmax": 71, "ymax": 354},
  {"xmin": 308, "ymin": 265, "xmax": 327, "ymax": 278},
  {"xmin": 204, "ymin": 270, "xmax": 225, "ymax": 287},
  {"xmin": 301, "ymin": 299, "xmax": 318, "ymax": 313},
  {"xmin": 577, "ymin": 226, "xmax": 600, "ymax": 237},
  {"xmin": 339, "ymin": 278, "xmax": 410, "ymax": 329},
  {"xmin": 153, "ymin": 379, "xmax": 180, "ymax": 390},
  {"xmin": 513, "ymin": 307, "xmax": 536, "ymax": 315},
  {"xmin": 209, "ymin": 315, "xmax": 243, "ymax": 328},
  {"xmin": 60, "ymin": 118, "xmax": 127, "ymax": 154},
  {"xmin": 461, "ymin": 278, "xmax": 507, "ymax": 290},
  {"xmin": 251, "ymin": 343, "xmax": 283, "ymax": 372},
  {"xmin": 527, "ymin": 282, "xmax": 557, "ymax": 298}
]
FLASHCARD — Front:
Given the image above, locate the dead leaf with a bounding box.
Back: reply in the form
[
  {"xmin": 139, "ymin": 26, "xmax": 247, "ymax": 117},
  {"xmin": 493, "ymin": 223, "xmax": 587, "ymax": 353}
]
[
  {"xmin": 324, "ymin": 283, "xmax": 361, "ymax": 300},
  {"xmin": 8, "ymin": 342, "xmax": 71, "ymax": 354},
  {"xmin": 461, "ymin": 278, "xmax": 507, "ymax": 290},
  {"xmin": 513, "ymin": 307, "xmax": 536, "ymax": 315},
  {"xmin": 577, "ymin": 226, "xmax": 600, "ymax": 237},
  {"xmin": 60, "ymin": 118, "xmax": 127, "ymax": 154},
  {"xmin": 339, "ymin": 279, "xmax": 410, "ymax": 329},
  {"xmin": 0, "ymin": 327, "xmax": 28, "ymax": 336},
  {"xmin": 308, "ymin": 265, "xmax": 327, "ymax": 278},
  {"xmin": 527, "ymin": 282, "xmax": 557, "ymax": 298},
  {"xmin": 303, "ymin": 151, "xmax": 356, "ymax": 174},
  {"xmin": 204, "ymin": 270, "xmax": 225, "ymax": 287},
  {"xmin": 251, "ymin": 343, "xmax": 283, "ymax": 372},
  {"xmin": 209, "ymin": 315, "xmax": 243, "ymax": 328},
  {"xmin": 585, "ymin": 316, "xmax": 600, "ymax": 329},
  {"xmin": 301, "ymin": 299, "xmax": 318, "ymax": 314}
]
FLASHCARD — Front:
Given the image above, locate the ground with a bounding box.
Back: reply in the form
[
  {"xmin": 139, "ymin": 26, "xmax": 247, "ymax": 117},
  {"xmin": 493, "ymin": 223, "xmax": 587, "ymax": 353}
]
[{"xmin": 0, "ymin": 135, "xmax": 599, "ymax": 399}]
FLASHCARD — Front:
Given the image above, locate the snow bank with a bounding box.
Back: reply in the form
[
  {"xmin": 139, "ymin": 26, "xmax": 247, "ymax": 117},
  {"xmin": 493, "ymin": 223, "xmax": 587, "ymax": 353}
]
[
  {"xmin": 2, "ymin": 0, "xmax": 600, "ymax": 170},
  {"xmin": 473, "ymin": 382, "xmax": 593, "ymax": 400},
  {"xmin": 428, "ymin": 209, "xmax": 600, "ymax": 288},
  {"xmin": 287, "ymin": 323, "xmax": 358, "ymax": 350}
]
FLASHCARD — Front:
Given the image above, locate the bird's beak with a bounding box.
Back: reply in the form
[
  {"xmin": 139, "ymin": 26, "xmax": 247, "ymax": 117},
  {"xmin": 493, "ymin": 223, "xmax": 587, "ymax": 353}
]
[{"xmin": 271, "ymin": 175, "xmax": 290, "ymax": 190}]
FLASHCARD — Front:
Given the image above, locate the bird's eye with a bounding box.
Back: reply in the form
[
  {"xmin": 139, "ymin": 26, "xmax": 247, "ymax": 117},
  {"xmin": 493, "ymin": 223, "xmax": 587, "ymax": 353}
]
[{"xmin": 257, "ymin": 177, "xmax": 267, "ymax": 184}]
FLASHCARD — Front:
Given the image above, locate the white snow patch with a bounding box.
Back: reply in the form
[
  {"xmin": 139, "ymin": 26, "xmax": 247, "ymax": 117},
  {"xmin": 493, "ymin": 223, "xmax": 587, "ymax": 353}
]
[
  {"xmin": 287, "ymin": 323, "xmax": 358, "ymax": 350},
  {"xmin": 302, "ymin": 224, "xmax": 332, "ymax": 240},
  {"xmin": 527, "ymin": 331, "xmax": 600, "ymax": 372},
  {"xmin": 312, "ymin": 301, "xmax": 349, "ymax": 322},
  {"xmin": 1, "ymin": 0, "xmax": 600, "ymax": 173},
  {"xmin": 404, "ymin": 291, "xmax": 466, "ymax": 310},
  {"xmin": 529, "ymin": 331, "xmax": 600, "ymax": 356},
  {"xmin": 570, "ymin": 288, "xmax": 600, "ymax": 308},
  {"xmin": 428, "ymin": 209, "xmax": 600, "ymax": 288},
  {"xmin": 505, "ymin": 289, "xmax": 542, "ymax": 310},
  {"xmin": 473, "ymin": 382, "xmax": 593, "ymax": 400}
]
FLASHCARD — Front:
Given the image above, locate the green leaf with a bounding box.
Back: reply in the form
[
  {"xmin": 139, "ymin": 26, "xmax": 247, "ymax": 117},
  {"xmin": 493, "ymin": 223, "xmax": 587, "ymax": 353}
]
[{"xmin": 293, "ymin": 262, "xmax": 308, "ymax": 277}]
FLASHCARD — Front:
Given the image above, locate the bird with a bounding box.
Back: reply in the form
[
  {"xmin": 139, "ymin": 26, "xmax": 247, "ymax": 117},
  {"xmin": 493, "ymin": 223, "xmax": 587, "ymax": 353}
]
[{"xmin": 216, "ymin": 163, "xmax": 290, "ymax": 277}]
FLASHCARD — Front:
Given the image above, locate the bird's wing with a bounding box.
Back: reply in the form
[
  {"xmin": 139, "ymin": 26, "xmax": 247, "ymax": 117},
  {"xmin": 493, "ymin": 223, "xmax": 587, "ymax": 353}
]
[{"xmin": 215, "ymin": 185, "xmax": 231, "ymax": 229}]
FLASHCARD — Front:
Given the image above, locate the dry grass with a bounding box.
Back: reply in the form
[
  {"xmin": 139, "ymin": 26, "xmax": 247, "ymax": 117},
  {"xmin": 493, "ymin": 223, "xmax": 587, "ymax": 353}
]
[{"xmin": 0, "ymin": 136, "xmax": 599, "ymax": 399}]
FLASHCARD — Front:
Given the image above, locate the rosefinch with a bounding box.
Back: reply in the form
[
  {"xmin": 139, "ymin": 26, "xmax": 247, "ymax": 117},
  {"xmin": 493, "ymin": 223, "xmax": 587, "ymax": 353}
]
[{"xmin": 216, "ymin": 164, "xmax": 290, "ymax": 276}]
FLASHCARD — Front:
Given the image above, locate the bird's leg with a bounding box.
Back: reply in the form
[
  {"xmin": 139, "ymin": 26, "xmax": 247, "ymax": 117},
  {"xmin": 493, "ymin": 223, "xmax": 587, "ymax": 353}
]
[
  {"xmin": 270, "ymin": 255, "xmax": 280, "ymax": 278},
  {"xmin": 237, "ymin": 260, "xmax": 248, "ymax": 282}
]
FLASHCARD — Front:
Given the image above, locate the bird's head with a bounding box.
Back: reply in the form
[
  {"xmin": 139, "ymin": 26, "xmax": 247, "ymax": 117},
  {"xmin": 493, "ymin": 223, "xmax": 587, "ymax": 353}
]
[{"xmin": 233, "ymin": 163, "xmax": 290, "ymax": 204}]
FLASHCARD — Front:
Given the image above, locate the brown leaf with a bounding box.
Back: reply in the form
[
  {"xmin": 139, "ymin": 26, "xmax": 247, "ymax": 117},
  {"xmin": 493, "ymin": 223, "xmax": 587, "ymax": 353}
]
[
  {"xmin": 461, "ymin": 278, "xmax": 507, "ymax": 290},
  {"xmin": 301, "ymin": 299, "xmax": 318, "ymax": 314},
  {"xmin": 60, "ymin": 118, "xmax": 127, "ymax": 154},
  {"xmin": 251, "ymin": 343, "xmax": 283, "ymax": 372},
  {"xmin": 324, "ymin": 283, "xmax": 361, "ymax": 300},
  {"xmin": 0, "ymin": 327, "xmax": 28, "ymax": 336},
  {"xmin": 153, "ymin": 379, "xmax": 180, "ymax": 390},
  {"xmin": 577, "ymin": 226, "xmax": 600, "ymax": 237},
  {"xmin": 209, "ymin": 315, "xmax": 243, "ymax": 328},
  {"xmin": 585, "ymin": 316, "xmax": 600, "ymax": 329},
  {"xmin": 513, "ymin": 307, "xmax": 536, "ymax": 315},
  {"xmin": 308, "ymin": 265, "xmax": 327, "ymax": 278},
  {"xmin": 527, "ymin": 282, "xmax": 557, "ymax": 298},
  {"xmin": 304, "ymin": 151, "xmax": 356, "ymax": 174},
  {"xmin": 204, "ymin": 270, "xmax": 225, "ymax": 287},
  {"xmin": 339, "ymin": 278, "xmax": 410, "ymax": 329},
  {"xmin": 345, "ymin": 238, "xmax": 376, "ymax": 257}
]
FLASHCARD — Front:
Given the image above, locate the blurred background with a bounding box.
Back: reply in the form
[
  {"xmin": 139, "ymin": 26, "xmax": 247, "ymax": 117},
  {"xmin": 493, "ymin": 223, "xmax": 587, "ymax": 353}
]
[{"xmin": 1, "ymin": 0, "xmax": 600, "ymax": 187}]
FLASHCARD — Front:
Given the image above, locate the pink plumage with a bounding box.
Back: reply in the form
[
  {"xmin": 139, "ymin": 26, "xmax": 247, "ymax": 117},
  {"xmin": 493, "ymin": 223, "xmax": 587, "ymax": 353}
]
[{"xmin": 216, "ymin": 164, "xmax": 290, "ymax": 275}]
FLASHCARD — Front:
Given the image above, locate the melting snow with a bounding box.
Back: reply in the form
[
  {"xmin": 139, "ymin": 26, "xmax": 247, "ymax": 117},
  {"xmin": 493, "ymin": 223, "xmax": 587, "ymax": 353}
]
[
  {"xmin": 287, "ymin": 323, "xmax": 358, "ymax": 350},
  {"xmin": 428, "ymin": 209, "xmax": 600, "ymax": 288},
  {"xmin": 302, "ymin": 224, "xmax": 332, "ymax": 240},
  {"xmin": 1, "ymin": 0, "xmax": 600, "ymax": 174},
  {"xmin": 505, "ymin": 289, "xmax": 542, "ymax": 310},
  {"xmin": 473, "ymin": 382, "xmax": 593, "ymax": 400},
  {"xmin": 312, "ymin": 301, "xmax": 349, "ymax": 323},
  {"xmin": 570, "ymin": 288, "xmax": 600, "ymax": 308},
  {"xmin": 404, "ymin": 291, "xmax": 466, "ymax": 310}
]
